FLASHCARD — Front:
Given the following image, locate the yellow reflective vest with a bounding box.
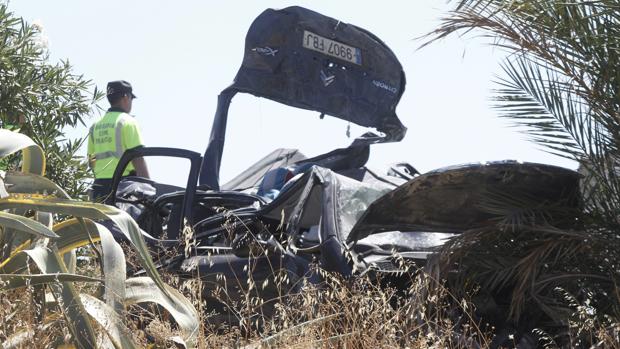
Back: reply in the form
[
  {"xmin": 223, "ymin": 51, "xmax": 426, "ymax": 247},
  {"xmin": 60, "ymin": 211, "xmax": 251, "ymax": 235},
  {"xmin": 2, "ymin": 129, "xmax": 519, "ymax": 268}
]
[{"xmin": 87, "ymin": 110, "xmax": 144, "ymax": 179}]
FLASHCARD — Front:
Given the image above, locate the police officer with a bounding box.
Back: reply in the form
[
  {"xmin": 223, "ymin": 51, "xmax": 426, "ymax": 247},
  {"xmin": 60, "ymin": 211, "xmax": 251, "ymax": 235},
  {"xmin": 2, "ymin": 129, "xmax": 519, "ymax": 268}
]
[{"xmin": 87, "ymin": 80, "xmax": 150, "ymax": 202}]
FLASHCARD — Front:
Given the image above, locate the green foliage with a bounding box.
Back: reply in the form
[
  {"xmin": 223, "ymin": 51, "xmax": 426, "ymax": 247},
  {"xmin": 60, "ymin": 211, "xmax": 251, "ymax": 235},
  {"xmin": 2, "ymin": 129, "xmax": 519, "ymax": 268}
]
[
  {"xmin": 0, "ymin": 3, "xmax": 103, "ymax": 198},
  {"xmin": 423, "ymin": 0, "xmax": 620, "ymax": 344}
]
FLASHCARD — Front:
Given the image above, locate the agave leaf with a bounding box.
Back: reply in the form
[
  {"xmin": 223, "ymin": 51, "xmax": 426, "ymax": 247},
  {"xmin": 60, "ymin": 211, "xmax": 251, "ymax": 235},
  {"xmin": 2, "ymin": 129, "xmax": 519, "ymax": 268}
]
[
  {"xmin": 64, "ymin": 249, "xmax": 77, "ymax": 274},
  {"xmin": 54, "ymin": 218, "xmax": 126, "ymax": 312},
  {"xmin": 0, "ymin": 273, "xmax": 101, "ymax": 291},
  {"xmin": 0, "ymin": 129, "xmax": 45, "ymax": 175},
  {"xmin": 7, "ymin": 239, "xmax": 32, "ymax": 258},
  {"xmin": 0, "ymin": 218, "xmax": 126, "ymax": 314},
  {"xmin": 4, "ymin": 171, "xmax": 70, "ymax": 199},
  {"xmin": 35, "ymin": 210, "xmax": 53, "ymax": 229},
  {"xmin": 125, "ymin": 277, "xmax": 199, "ymax": 348},
  {"xmin": 0, "ymin": 173, "xmax": 8, "ymax": 198},
  {"xmin": 1, "ymin": 218, "xmax": 105, "ymax": 274},
  {"xmin": 0, "ymin": 216, "xmax": 92, "ymax": 274},
  {"xmin": 0, "ymin": 209, "xmax": 54, "ymax": 262},
  {"xmin": 80, "ymin": 294, "xmax": 138, "ymax": 349},
  {"xmin": 54, "ymin": 218, "xmax": 102, "ymax": 254},
  {"xmin": 0, "ymin": 172, "xmax": 59, "ymax": 258},
  {"xmin": 20, "ymin": 246, "xmax": 98, "ymax": 349},
  {"xmin": 0, "ymin": 211, "xmax": 58, "ymax": 238},
  {"xmin": 92, "ymin": 220, "xmax": 126, "ymax": 313},
  {"xmin": 0, "ymin": 246, "xmax": 31, "ymax": 273},
  {"xmin": 0, "ymin": 196, "xmax": 170, "ymax": 298},
  {"xmin": 2, "ymin": 172, "xmax": 63, "ymax": 251}
]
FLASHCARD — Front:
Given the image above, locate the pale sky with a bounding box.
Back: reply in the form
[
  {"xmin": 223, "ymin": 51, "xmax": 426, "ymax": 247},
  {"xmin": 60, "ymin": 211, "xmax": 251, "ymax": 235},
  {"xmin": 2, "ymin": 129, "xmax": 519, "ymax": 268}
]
[{"xmin": 10, "ymin": 1, "xmax": 577, "ymax": 186}]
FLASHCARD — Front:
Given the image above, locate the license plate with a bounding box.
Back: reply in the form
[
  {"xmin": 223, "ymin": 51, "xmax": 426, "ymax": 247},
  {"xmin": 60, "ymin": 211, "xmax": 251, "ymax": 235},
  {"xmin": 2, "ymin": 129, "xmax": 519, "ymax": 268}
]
[{"xmin": 302, "ymin": 30, "xmax": 362, "ymax": 65}]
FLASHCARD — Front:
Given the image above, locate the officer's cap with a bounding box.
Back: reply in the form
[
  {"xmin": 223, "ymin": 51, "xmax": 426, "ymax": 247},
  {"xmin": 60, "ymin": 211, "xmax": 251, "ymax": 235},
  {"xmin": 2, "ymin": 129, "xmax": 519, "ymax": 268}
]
[{"xmin": 106, "ymin": 80, "xmax": 137, "ymax": 99}]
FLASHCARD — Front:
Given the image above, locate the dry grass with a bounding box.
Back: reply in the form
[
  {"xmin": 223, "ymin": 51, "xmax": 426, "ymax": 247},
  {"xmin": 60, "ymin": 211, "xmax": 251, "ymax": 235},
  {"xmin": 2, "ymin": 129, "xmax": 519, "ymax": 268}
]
[
  {"xmin": 2, "ymin": 239, "xmax": 619, "ymax": 348},
  {"xmin": 158, "ymin": 254, "xmax": 493, "ymax": 348},
  {"xmin": 148, "ymin": 247, "xmax": 620, "ymax": 348}
]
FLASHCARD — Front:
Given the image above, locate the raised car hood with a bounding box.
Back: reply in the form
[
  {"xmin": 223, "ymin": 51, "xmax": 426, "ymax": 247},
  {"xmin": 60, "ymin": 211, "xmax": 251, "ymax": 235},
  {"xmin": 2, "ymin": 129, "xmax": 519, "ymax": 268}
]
[
  {"xmin": 347, "ymin": 161, "xmax": 582, "ymax": 243},
  {"xmin": 200, "ymin": 6, "xmax": 408, "ymax": 190},
  {"xmin": 232, "ymin": 6, "xmax": 407, "ymax": 141}
]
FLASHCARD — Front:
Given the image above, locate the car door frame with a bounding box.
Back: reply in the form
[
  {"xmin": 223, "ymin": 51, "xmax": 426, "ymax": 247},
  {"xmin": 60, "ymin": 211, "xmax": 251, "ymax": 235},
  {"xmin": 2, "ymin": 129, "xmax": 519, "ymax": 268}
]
[{"xmin": 106, "ymin": 146, "xmax": 203, "ymax": 238}]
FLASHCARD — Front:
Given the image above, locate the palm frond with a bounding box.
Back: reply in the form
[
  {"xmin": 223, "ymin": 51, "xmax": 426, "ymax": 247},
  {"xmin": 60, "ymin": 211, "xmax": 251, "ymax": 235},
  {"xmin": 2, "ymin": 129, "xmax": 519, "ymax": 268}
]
[{"xmin": 422, "ymin": 0, "xmax": 620, "ymax": 339}]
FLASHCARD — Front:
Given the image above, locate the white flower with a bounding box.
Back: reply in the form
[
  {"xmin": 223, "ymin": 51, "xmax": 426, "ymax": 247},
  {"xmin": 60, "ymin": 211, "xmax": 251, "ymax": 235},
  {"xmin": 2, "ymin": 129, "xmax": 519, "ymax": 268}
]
[
  {"xmin": 31, "ymin": 19, "xmax": 44, "ymax": 31},
  {"xmin": 30, "ymin": 19, "xmax": 49, "ymax": 50}
]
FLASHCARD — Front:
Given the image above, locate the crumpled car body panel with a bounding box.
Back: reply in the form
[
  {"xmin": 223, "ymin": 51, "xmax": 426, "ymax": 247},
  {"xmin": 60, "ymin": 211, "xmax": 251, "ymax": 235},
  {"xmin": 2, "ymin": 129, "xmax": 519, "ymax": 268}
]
[
  {"xmin": 103, "ymin": 6, "xmax": 582, "ymax": 324},
  {"xmin": 348, "ymin": 161, "xmax": 582, "ymax": 242}
]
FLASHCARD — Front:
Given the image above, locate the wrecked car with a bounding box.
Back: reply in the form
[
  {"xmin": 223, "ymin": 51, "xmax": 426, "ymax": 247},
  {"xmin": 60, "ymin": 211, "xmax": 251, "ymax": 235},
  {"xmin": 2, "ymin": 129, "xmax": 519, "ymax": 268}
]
[{"xmin": 103, "ymin": 6, "xmax": 581, "ymax": 317}]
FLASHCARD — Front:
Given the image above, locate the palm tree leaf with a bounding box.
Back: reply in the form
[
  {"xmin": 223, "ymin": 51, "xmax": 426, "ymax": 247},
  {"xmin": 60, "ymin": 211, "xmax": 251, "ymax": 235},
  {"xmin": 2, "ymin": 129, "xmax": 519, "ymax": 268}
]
[{"xmin": 423, "ymin": 0, "xmax": 620, "ymax": 330}]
